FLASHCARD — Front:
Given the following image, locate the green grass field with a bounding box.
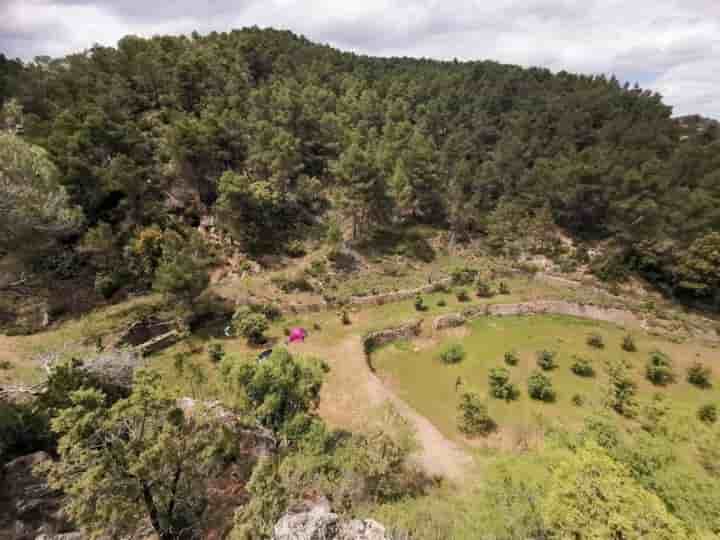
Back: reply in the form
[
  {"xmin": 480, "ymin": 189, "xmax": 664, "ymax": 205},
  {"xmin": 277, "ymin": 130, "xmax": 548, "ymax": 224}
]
[{"xmin": 373, "ymin": 314, "xmax": 720, "ymax": 447}]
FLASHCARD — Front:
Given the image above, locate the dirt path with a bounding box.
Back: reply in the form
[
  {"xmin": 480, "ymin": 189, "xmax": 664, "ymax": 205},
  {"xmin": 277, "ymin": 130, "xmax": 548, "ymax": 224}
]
[{"xmin": 304, "ymin": 336, "xmax": 472, "ymax": 481}]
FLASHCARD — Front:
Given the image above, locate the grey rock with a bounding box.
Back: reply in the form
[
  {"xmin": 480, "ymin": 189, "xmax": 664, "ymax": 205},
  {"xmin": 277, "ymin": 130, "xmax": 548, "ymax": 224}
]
[{"xmin": 273, "ymin": 500, "xmax": 388, "ymax": 540}]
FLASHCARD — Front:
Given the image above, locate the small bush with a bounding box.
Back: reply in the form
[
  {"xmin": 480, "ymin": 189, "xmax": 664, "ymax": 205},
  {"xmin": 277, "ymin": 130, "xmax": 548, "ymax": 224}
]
[
  {"xmin": 456, "ymin": 289, "xmax": 470, "ymax": 302},
  {"xmin": 645, "ymin": 350, "xmax": 676, "ymax": 386},
  {"xmin": 305, "ymin": 259, "xmax": 327, "ymax": 277},
  {"xmin": 488, "ymin": 367, "xmax": 519, "ymax": 401},
  {"xmin": 414, "ymin": 294, "xmax": 427, "ymax": 311},
  {"xmin": 698, "ymin": 403, "xmax": 718, "ymax": 425},
  {"xmin": 528, "ymin": 371, "xmax": 556, "ymax": 402},
  {"xmin": 339, "ymin": 310, "xmax": 351, "ymax": 325},
  {"xmin": 94, "ymin": 272, "xmax": 124, "ymax": 299},
  {"xmin": 586, "ymin": 333, "xmax": 604, "ymax": 349},
  {"xmin": 536, "ymin": 350, "xmax": 558, "ymax": 371},
  {"xmin": 504, "ymin": 350, "xmax": 519, "ymax": 366},
  {"xmin": 440, "ymin": 343, "xmax": 465, "ymax": 364},
  {"xmin": 233, "ymin": 308, "xmax": 269, "ymax": 345},
  {"xmin": 457, "ymin": 391, "xmax": 496, "ymax": 436},
  {"xmin": 253, "ymin": 302, "xmax": 282, "ymax": 322},
  {"xmin": 273, "ymin": 273, "xmax": 314, "ymax": 293},
  {"xmin": 0, "ymin": 359, "xmax": 11, "ymax": 370},
  {"xmin": 437, "ymin": 298, "xmax": 447, "ymax": 307},
  {"xmin": 475, "ymin": 279, "xmax": 494, "ymax": 298},
  {"xmin": 571, "ymin": 394, "xmax": 585, "ymax": 406},
  {"xmin": 286, "ymin": 240, "xmax": 306, "ymax": 258},
  {"xmin": 450, "ymin": 266, "xmax": 479, "ymax": 286},
  {"xmin": 207, "ymin": 342, "xmax": 225, "ymax": 363},
  {"xmin": 570, "ymin": 356, "xmax": 595, "ymax": 377},
  {"xmin": 498, "ymin": 281, "xmax": 510, "ymax": 295},
  {"xmin": 621, "ymin": 334, "xmax": 637, "ymax": 352},
  {"xmin": 687, "ymin": 362, "xmax": 712, "ymax": 389}
]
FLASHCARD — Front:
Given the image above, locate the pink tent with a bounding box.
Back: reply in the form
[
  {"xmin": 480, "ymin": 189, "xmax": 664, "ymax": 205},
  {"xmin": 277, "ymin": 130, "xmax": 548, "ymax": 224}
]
[{"xmin": 288, "ymin": 327, "xmax": 307, "ymax": 343}]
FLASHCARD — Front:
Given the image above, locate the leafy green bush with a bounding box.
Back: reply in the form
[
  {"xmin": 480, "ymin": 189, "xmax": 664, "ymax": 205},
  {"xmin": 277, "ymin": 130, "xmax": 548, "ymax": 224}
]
[
  {"xmin": 687, "ymin": 362, "xmax": 712, "ymax": 389},
  {"xmin": 207, "ymin": 342, "xmax": 225, "ymax": 363},
  {"xmin": 504, "ymin": 350, "xmax": 519, "ymax": 366},
  {"xmin": 475, "ymin": 279, "xmax": 494, "ymax": 298},
  {"xmin": 252, "ymin": 302, "xmax": 282, "ymax": 322},
  {"xmin": 536, "ymin": 350, "xmax": 558, "ymax": 371},
  {"xmin": 622, "ymin": 334, "xmax": 637, "ymax": 352},
  {"xmin": 587, "ymin": 333, "xmax": 604, "ymax": 349},
  {"xmin": 414, "ymin": 294, "xmax": 427, "ymax": 311},
  {"xmin": 570, "ymin": 356, "xmax": 595, "ymax": 377},
  {"xmin": 488, "ymin": 367, "xmax": 519, "ymax": 401},
  {"xmin": 0, "ymin": 360, "xmax": 11, "ymax": 370},
  {"xmin": 527, "ymin": 371, "xmax": 556, "ymax": 402},
  {"xmin": 456, "ymin": 289, "xmax": 470, "ymax": 302},
  {"xmin": 604, "ymin": 358, "xmax": 638, "ymax": 417},
  {"xmin": 437, "ymin": 298, "xmax": 447, "ymax": 307},
  {"xmin": 285, "ymin": 239, "xmax": 306, "ymax": 258},
  {"xmin": 233, "ymin": 308, "xmax": 269, "ymax": 345},
  {"xmin": 645, "ymin": 350, "xmax": 676, "ymax": 386},
  {"xmin": 457, "ymin": 391, "xmax": 495, "ymax": 436},
  {"xmin": 450, "ymin": 266, "xmax": 479, "ymax": 286},
  {"xmin": 273, "ymin": 273, "xmax": 314, "ymax": 293},
  {"xmin": 572, "ymin": 393, "xmax": 585, "ymax": 406},
  {"xmin": 440, "ymin": 343, "xmax": 465, "ymax": 364},
  {"xmin": 498, "ymin": 281, "xmax": 510, "ymax": 295},
  {"xmin": 94, "ymin": 272, "xmax": 124, "ymax": 299},
  {"xmin": 698, "ymin": 403, "xmax": 718, "ymax": 425}
]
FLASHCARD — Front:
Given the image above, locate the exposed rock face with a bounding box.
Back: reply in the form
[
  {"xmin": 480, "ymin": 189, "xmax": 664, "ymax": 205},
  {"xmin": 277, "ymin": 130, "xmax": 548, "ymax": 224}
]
[
  {"xmin": 273, "ymin": 500, "xmax": 388, "ymax": 540},
  {"xmin": 0, "ymin": 452, "xmax": 77, "ymax": 540}
]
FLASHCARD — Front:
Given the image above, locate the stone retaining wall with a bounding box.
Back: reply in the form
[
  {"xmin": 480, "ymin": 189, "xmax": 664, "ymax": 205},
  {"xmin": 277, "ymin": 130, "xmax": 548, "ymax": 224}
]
[
  {"xmin": 432, "ymin": 300, "xmax": 642, "ymax": 331},
  {"xmin": 362, "ymin": 319, "xmax": 423, "ymax": 355}
]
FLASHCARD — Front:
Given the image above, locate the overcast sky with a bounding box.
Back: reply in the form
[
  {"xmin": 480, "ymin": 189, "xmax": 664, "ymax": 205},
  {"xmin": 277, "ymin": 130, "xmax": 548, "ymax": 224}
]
[{"xmin": 1, "ymin": 0, "xmax": 718, "ymax": 117}]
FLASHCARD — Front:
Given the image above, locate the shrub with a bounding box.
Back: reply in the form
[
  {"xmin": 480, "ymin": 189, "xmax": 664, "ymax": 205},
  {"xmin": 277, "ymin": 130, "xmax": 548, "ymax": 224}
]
[
  {"xmin": 233, "ymin": 308, "xmax": 269, "ymax": 345},
  {"xmin": 450, "ymin": 266, "xmax": 478, "ymax": 286},
  {"xmin": 440, "ymin": 343, "xmax": 465, "ymax": 364},
  {"xmin": 339, "ymin": 310, "xmax": 351, "ymax": 325},
  {"xmin": 414, "ymin": 294, "xmax": 426, "ymax": 311},
  {"xmin": 621, "ymin": 334, "xmax": 637, "ymax": 352},
  {"xmin": 475, "ymin": 279, "xmax": 494, "ymax": 298},
  {"xmin": 604, "ymin": 358, "xmax": 638, "ymax": 417},
  {"xmin": 498, "ymin": 281, "xmax": 510, "ymax": 295},
  {"xmin": 572, "ymin": 394, "xmax": 585, "ymax": 406},
  {"xmin": 207, "ymin": 342, "xmax": 225, "ymax": 363},
  {"xmin": 586, "ymin": 333, "xmax": 604, "ymax": 349},
  {"xmin": 488, "ymin": 367, "xmax": 519, "ymax": 401},
  {"xmin": 687, "ymin": 362, "xmax": 712, "ymax": 389},
  {"xmin": 504, "ymin": 350, "xmax": 519, "ymax": 366},
  {"xmin": 645, "ymin": 350, "xmax": 676, "ymax": 386},
  {"xmin": 0, "ymin": 360, "xmax": 11, "ymax": 370},
  {"xmin": 305, "ymin": 259, "xmax": 327, "ymax": 277},
  {"xmin": 274, "ymin": 273, "xmax": 315, "ymax": 293},
  {"xmin": 253, "ymin": 302, "xmax": 282, "ymax": 322},
  {"xmin": 457, "ymin": 391, "xmax": 496, "ymax": 436},
  {"xmin": 528, "ymin": 371, "xmax": 556, "ymax": 402},
  {"xmin": 698, "ymin": 403, "xmax": 718, "ymax": 425},
  {"xmin": 437, "ymin": 298, "xmax": 447, "ymax": 307},
  {"xmin": 285, "ymin": 240, "xmax": 306, "ymax": 258},
  {"xmin": 456, "ymin": 289, "xmax": 470, "ymax": 302},
  {"xmin": 570, "ymin": 356, "xmax": 595, "ymax": 377},
  {"xmin": 95, "ymin": 272, "xmax": 124, "ymax": 299},
  {"xmin": 536, "ymin": 350, "xmax": 558, "ymax": 371}
]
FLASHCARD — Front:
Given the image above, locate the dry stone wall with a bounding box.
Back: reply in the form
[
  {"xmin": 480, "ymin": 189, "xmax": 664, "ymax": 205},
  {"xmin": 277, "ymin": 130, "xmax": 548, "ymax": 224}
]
[{"xmin": 432, "ymin": 300, "xmax": 642, "ymax": 331}]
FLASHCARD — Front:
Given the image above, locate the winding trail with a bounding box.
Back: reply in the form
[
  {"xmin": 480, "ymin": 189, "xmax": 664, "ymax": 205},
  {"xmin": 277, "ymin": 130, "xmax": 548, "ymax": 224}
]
[{"xmin": 309, "ymin": 335, "xmax": 472, "ymax": 481}]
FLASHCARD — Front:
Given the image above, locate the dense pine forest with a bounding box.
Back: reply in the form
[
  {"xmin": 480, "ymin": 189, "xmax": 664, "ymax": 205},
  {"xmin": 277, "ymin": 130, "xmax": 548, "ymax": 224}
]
[{"xmin": 1, "ymin": 27, "xmax": 719, "ymax": 309}]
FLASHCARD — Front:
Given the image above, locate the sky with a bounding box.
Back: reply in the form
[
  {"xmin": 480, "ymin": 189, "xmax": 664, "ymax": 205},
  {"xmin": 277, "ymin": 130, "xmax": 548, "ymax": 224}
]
[{"xmin": 1, "ymin": 0, "xmax": 718, "ymax": 118}]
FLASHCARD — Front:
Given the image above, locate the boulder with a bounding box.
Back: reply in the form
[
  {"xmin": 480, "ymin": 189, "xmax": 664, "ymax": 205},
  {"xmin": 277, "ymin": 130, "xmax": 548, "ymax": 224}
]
[
  {"xmin": 273, "ymin": 500, "xmax": 388, "ymax": 540},
  {"xmin": 0, "ymin": 452, "xmax": 77, "ymax": 540}
]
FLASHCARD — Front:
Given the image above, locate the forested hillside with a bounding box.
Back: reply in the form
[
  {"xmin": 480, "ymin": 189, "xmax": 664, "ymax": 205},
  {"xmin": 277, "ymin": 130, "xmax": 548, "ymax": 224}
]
[{"xmin": 1, "ymin": 27, "xmax": 719, "ymax": 307}]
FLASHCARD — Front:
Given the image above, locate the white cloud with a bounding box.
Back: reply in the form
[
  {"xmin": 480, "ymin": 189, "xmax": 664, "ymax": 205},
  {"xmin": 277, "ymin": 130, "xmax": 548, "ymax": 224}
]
[{"xmin": 1, "ymin": 0, "xmax": 718, "ymax": 117}]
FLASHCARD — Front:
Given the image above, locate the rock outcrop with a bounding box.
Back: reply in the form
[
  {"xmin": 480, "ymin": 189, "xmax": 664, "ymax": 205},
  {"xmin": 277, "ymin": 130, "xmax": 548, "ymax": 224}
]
[
  {"xmin": 432, "ymin": 312, "xmax": 466, "ymax": 330},
  {"xmin": 273, "ymin": 500, "xmax": 388, "ymax": 540},
  {"xmin": 0, "ymin": 452, "xmax": 77, "ymax": 540}
]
